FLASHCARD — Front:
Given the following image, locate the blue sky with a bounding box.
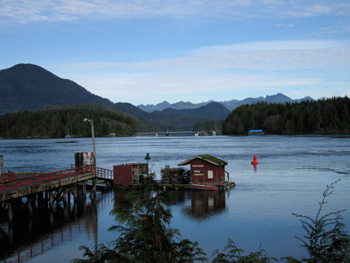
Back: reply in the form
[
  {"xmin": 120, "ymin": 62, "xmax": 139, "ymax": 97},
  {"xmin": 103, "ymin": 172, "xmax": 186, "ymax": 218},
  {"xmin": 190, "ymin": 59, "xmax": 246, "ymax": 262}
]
[{"xmin": 1, "ymin": 0, "xmax": 350, "ymax": 105}]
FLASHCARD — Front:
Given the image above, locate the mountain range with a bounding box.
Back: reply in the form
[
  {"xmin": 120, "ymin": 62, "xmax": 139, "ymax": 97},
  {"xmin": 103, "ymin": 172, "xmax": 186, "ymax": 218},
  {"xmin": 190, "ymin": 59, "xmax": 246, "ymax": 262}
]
[
  {"xmin": 138, "ymin": 93, "xmax": 313, "ymax": 113},
  {"xmin": 0, "ymin": 63, "xmax": 313, "ymax": 132}
]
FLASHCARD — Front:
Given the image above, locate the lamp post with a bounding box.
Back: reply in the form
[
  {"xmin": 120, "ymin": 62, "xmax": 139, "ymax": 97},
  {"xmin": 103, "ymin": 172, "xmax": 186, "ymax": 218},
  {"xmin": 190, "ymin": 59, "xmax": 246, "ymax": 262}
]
[{"xmin": 84, "ymin": 118, "xmax": 97, "ymax": 196}]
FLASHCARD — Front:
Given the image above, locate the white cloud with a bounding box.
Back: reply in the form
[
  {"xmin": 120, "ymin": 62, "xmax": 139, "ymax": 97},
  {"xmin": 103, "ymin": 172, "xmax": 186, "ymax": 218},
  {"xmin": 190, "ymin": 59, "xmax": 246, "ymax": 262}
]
[
  {"xmin": 276, "ymin": 23, "xmax": 294, "ymax": 27},
  {"xmin": 318, "ymin": 23, "xmax": 350, "ymax": 35},
  {"xmin": 62, "ymin": 39, "xmax": 350, "ymax": 103},
  {"xmin": 306, "ymin": 5, "xmax": 332, "ymax": 15},
  {"xmin": 1, "ymin": 0, "xmax": 348, "ymax": 24},
  {"xmin": 70, "ymin": 40, "xmax": 350, "ymax": 72}
]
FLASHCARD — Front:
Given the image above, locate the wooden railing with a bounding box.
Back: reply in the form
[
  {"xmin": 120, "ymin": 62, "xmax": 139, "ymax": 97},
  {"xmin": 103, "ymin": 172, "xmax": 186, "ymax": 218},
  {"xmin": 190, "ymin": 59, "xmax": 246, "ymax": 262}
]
[
  {"xmin": 0, "ymin": 166, "xmax": 95, "ymax": 201},
  {"xmin": 0, "ymin": 171, "xmax": 16, "ymax": 181},
  {"xmin": 97, "ymin": 167, "xmax": 113, "ymax": 180}
]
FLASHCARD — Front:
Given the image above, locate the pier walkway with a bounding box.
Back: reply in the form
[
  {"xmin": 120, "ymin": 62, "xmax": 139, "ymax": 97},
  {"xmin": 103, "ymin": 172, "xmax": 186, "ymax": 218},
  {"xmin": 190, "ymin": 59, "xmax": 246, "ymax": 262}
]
[
  {"xmin": 0, "ymin": 166, "xmax": 113, "ymax": 202},
  {"xmin": 0, "ymin": 166, "xmax": 113, "ymax": 224}
]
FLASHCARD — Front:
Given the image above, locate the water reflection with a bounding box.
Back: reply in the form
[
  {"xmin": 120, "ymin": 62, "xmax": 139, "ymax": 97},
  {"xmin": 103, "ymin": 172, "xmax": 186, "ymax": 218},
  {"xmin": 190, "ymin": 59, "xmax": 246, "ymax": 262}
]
[
  {"xmin": 0, "ymin": 197, "xmax": 100, "ymax": 263},
  {"xmin": 0, "ymin": 188, "xmax": 227, "ymax": 262},
  {"xmin": 184, "ymin": 191, "xmax": 226, "ymax": 220}
]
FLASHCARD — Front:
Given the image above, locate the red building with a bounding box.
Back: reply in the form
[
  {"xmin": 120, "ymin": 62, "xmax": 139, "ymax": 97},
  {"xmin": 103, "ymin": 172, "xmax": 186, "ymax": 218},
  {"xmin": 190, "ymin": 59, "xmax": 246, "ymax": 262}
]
[
  {"xmin": 113, "ymin": 163, "xmax": 148, "ymax": 186},
  {"xmin": 178, "ymin": 155, "xmax": 228, "ymax": 186}
]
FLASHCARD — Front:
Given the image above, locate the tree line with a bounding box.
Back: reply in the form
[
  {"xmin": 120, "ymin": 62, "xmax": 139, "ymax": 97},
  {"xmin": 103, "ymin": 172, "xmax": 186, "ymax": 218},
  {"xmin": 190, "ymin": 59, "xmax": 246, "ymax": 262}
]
[
  {"xmin": 222, "ymin": 97, "xmax": 350, "ymax": 135},
  {"xmin": 0, "ymin": 105, "xmax": 137, "ymax": 138}
]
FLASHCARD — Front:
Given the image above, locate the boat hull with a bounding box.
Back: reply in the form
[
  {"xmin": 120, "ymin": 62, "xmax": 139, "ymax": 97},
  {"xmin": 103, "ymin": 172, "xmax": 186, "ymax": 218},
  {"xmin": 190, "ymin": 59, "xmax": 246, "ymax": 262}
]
[
  {"xmin": 190, "ymin": 182, "xmax": 235, "ymax": 191},
  {"xmin": 190, "ymin": 184, "xmax": 219, "ymax": 191}
]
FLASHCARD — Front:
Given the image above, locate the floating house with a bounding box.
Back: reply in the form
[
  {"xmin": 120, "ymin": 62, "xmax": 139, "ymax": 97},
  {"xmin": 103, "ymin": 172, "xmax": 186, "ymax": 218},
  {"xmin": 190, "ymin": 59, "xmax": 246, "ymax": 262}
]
[
  {"xmin": 178, "ymin": 155, "xmax": 228, "ymax": 188},
  {"xmin": 113, "ymin": 163, "xmax": 148, "ymax": 186}
]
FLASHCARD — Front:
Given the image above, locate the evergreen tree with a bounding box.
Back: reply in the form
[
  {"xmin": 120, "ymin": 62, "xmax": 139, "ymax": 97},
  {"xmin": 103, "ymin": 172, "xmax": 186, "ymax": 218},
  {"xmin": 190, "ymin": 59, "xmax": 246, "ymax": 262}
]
[
  {"xmin": 72, "ymin": 175, "xmax": 207, "ymax": 263},
  {"xmin": 222, "ymin": 97, "xmax": 350, "ymax": 135}
]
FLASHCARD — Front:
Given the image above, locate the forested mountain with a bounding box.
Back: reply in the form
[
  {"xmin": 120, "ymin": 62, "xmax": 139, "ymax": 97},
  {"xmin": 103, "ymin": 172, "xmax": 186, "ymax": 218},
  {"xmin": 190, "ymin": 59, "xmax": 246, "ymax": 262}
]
[
  {"xmin": 162, "ymin": 102, "xmax": 230, "ymax": 119},
  {"xmin": 0, "ymin": 103, "xmax": 137, "ymax": 138},
  {"xmin": 111, "ymin": 102, "xmax": 223, "ymax": 131},
  {"xmin": 222, "ymin": 97, "xmax": 350, "ymax": 135},
  {"xmin": 0, "ymin": 64, "xmax": 227, "ymax": 134},
  {"xmin": 0, "ymin": 64, "xmax": 115, "ymax": 114},
  {"xmin": 5, "ymin": 63, "xmax": 342, "ymax": 137},
  {"xmin": 138, "ymin": 101, "xmax": 210, "ymax": 112}
]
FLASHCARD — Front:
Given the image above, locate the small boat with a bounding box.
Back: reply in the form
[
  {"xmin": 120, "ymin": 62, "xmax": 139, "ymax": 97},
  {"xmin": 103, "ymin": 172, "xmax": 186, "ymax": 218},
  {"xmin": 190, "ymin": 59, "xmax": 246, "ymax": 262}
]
[
  {"xmin": 190, "ymin": 183, "xmax": 221, "ymax": 191},
  {"xmin": 190, "ymin": 181, "xmax": 234, "ymax": 191}
]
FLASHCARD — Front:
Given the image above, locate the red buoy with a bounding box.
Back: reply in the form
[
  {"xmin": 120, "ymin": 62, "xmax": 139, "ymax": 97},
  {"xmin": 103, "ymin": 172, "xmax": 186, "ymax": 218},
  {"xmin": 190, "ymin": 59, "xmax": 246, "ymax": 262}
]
[{"xmin": 251, "ymin": 154, "xmax": 259, "ymax": 165}]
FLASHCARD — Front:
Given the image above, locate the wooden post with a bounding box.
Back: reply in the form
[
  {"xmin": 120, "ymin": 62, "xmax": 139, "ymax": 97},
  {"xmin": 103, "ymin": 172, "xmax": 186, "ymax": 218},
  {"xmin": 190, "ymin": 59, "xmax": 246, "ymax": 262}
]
[
  {"xmin": 38, "ymin": 192, "xmax": 44, "ymax": 207},
  {"xmin": 72, "ymin": 183, "xmax": 78, "ymax": 202},
  {"xmin": 84, "ymin": 118, "xmax": 97, "ymax": 198},
  {"xmin": 27, "ymin": 195, "xmax": 33, "ymax": 216},
  {"xmin": 63, "ymin": 187, "xmax": 68, "ymax": 206},
  {"xmin": 44, "ymin": 190, "xmax": 49, "ymax": 202},
  {"xmin": 49, "ymin": 191, "xmax": 53, "ymax": 209},
  {"xmin": 68, "ymin": 187, "xmax": 71, "ymax": 203},
  {"xmin": 8, "ymin": 201, "xmax": 13, "ymax": 224},
  {"xmin": 82, "ymin": 181, "xmax": 87, "ymax": 199}
]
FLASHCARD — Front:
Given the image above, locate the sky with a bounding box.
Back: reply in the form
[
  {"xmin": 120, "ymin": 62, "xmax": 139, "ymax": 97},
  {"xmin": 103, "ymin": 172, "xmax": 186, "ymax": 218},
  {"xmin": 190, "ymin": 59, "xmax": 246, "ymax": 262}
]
[{"xmin": 1, "ymin": 0, "xmax": 350, "ymax": 106}]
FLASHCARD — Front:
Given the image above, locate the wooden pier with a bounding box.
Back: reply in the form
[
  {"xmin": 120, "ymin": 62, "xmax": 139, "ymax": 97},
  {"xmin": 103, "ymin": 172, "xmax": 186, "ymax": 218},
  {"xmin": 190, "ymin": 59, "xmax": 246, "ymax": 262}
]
[{"xmin": 0, "ymin": 166, "xmax": 113, "ymax": 223}]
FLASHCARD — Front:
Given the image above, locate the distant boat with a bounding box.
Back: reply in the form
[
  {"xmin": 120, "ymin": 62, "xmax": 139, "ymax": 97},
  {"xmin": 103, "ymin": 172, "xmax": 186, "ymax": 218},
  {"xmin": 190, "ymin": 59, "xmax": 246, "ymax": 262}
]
[
  {"xmin": 65, "ymin": 129, "xmax": 71, "ymax": 138},
  {"xmin": 195, "ymin": 131, "xmax": 215, "ymax": 136},
  {"xmin": 195, "ymin": 132, "xmax": 208, "ymax": 136}
]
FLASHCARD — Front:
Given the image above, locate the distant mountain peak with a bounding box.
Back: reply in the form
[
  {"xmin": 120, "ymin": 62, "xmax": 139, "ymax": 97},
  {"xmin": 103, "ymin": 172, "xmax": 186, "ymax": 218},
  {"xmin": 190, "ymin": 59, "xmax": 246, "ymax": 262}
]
[
  {"xmin": 161, "ymin": 101, "xmax": 230, "ymax": 119},
  {"xmin": 138, "ymin": 93, "xmax": 314, "ymax": 113}
]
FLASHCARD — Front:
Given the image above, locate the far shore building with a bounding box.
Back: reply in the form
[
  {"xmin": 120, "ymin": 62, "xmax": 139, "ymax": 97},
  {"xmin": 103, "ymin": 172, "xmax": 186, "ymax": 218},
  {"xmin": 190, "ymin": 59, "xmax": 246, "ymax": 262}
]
[{"xmin": 178, "ymin": 155, "xmax": 228, "ymax": 185}]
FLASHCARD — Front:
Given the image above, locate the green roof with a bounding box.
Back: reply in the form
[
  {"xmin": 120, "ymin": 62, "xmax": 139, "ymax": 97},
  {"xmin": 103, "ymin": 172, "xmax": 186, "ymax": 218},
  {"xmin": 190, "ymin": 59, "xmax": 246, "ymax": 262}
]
[{"xmin": 178, "ymin": 154, "xmax": 228, "ymax": 167}]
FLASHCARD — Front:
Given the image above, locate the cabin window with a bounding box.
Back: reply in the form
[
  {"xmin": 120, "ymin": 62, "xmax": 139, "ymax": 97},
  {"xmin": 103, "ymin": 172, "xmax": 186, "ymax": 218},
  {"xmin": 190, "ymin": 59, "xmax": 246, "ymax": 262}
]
[{"xmin": 208, "ymin": 170, "xmax": 213, "ymax": 179}]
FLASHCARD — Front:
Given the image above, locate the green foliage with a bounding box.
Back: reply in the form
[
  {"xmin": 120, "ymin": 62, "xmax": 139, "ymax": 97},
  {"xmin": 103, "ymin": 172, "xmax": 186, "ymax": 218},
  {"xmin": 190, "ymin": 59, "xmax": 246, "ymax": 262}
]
[
  {"xmin": 71, "ymin": 178, "xmax": 350, "ymax": 263},
  {"xmin": 72, "ymin": 175, "xmax": 207, "ymax": 263},
  {"xmin": 285, "ymin": 180, "xmax": 350, "ymax": 263},
  {"xmin": 222, "ymin": 97, "xmax": 350, "ymax": 135},
  {"xmin": 212, "ymin": 239, "xmax": 277, "ymax": 263},
  {"xmin": 0, "ymin": 104, "xmax": 137, "ymax": 138}
]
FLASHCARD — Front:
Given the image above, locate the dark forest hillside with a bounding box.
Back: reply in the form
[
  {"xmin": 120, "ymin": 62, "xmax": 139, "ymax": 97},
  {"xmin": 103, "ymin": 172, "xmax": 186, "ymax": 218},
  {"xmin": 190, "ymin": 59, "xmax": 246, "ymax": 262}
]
[
  {"xmin": 0, "ymin": 104, "xmax": 137, "ymax": 138},
  {"xmin": 222, "ymin": 97, "xmax": 350, "ymax": 135},
  {"xmin": 0, "ymin": 64, "xmax": 115, "ymax": 114},
  {"xmin": 162, "ymin": 102, "xmax": 230, "ymax": 119},
  {"xmin": 0, "ymin": 64, "xmax": 226, "ymax": 133}
]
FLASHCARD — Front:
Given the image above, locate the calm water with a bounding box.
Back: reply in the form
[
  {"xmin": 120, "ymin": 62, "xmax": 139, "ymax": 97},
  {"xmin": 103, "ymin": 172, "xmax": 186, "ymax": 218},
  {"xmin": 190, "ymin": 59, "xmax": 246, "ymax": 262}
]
[{"xmin": 0, "ymin": 135, "xmax": 349, "ymax": 262}]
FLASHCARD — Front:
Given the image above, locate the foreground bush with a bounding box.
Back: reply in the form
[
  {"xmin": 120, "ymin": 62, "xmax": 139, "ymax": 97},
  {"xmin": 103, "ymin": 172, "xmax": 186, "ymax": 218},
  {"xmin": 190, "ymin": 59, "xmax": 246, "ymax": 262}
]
[
  {"xmin": 284, "ymin": 180, "xmax": 350, "ymax": 263},
  {"xmin": 72, "ymin": 179, "xmax": 350, "ymax": 263},
  {"xmin": 72, "ymin": 175, "xmax": 206, "ymax": 263}
]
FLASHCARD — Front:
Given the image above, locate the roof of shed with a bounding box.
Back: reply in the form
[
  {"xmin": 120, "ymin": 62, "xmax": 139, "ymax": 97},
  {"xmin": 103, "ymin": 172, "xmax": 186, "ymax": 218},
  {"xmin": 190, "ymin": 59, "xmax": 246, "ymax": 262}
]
[{"xmin": 178, "ymin": 155, "xmax": 228, "ymax": 167}]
